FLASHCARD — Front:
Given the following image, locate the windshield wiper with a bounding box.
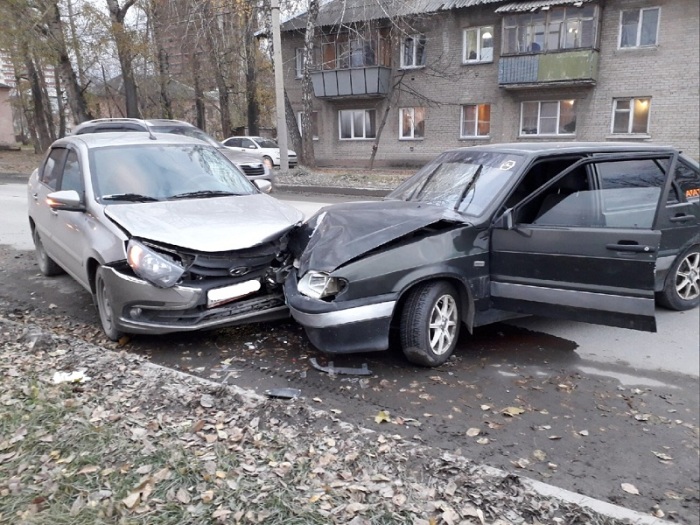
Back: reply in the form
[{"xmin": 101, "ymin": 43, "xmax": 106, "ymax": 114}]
[
  {"xmin": 168, "ymin": 190, "xmax": 239, "ymax": 200},
  {"xmin": 454, "ymin": 164, "xmax": 483, "ymax": 211},
  {"xmin": 102, "ymin": 193, "xmax": 160, "ymax": 202}
]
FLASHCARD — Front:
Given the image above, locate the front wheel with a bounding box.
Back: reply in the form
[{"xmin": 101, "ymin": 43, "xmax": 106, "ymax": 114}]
[
  {"xmin": 657, "ymin": 246, "xmax": 700, "ymax": 311},
  {"xmin": 94, "ymin": 266, "xmax": 124, "ymax": 341},
  {"xmin": 400, "ymin": 281, "xmax": 461, "ymax": 367}
]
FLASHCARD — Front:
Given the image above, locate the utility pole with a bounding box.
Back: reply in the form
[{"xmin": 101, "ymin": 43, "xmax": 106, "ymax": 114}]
[{"xmin": 271, "ymin": 0, "xmax": 289, "ymax": 171}]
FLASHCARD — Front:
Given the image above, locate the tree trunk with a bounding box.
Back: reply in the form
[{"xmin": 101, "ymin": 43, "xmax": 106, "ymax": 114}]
[
  {"xmin": 38, "ymin": 66, "xmax": 56, "ymax": 141},
  {"xmin": 54, "ymin": 67, "xmax": 66, "ymax": 137},
  {"xmin": 106, "ymin": 0, "xmax": 139, "ymax": 118},
  {"xmin": 369, "ymin": 71, "xmax": 404, "ymax": 171},
  {"xmin": 191, "ymin": 52, "xmax": 206, "ymax": 130},
  {"xmin": 48, "ymin": 0, "xmax": 93, "ymax": 123},
  {"xmin": 284, "ymin": 89, "xmax": 301, "ymax": 155},
  {"xmin": 244, "ymin": 7, "xmax": 259, "ymax": 135},
  {"xmin": 150, "ymin": 0, "xmax": 173, "ymax": 119},
  {"xmin": 201, "ymin": 2, "xmax": 232, "ymax": 137},
  {"xmin": 22, "ymin": 43, "xmax": 52, "ymax": 152},
  {"xmin": 299, "ymin": 0, "xmax": 319, "ymax": 168}
]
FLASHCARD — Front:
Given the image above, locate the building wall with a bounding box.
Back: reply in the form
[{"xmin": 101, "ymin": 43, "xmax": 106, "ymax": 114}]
[
  {"xmin": 282, "ymin": 0, "xmax": 699, "ymax": 167},
  {"xmin": 0, "ymin": 87, "xmax": 14, "ymax": 145}
]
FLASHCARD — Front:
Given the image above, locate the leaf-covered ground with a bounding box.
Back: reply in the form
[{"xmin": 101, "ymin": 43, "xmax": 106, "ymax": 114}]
[{"xmin": 0, "ymin": 318, "xmax": 633, "ymax": 525}]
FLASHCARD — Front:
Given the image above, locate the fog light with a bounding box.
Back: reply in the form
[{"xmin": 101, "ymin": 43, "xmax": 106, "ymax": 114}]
[{"xmin": 129, "ymin": 307, "xmax": 142, "ymax": 318}]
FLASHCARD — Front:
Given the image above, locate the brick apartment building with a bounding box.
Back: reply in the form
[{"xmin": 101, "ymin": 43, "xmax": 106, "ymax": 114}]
[{"xmin": 280, "ymin": 0, "xmax": 700, "ymax": 167}]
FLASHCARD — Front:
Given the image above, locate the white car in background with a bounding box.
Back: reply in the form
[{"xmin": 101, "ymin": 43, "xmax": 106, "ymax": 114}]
[{"xmin": 223, "ymin": 136, "xmax": 297, "ymax": 168}]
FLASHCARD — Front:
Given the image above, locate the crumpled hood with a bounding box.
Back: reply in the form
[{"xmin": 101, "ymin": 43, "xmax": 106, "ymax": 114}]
[
  {"xmin": 105, "ymin": 193, "xmax": 304, "ymax": 252},
  {"xmin": 295, "ymin": 200, "xmax": 465, "ymax": 274}
]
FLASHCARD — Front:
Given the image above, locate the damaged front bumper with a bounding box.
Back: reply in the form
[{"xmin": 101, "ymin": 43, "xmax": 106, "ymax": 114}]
[
  {"xmin": 284, "ymin": 272, "xmax": 396, "ymax": 353},
  {"xmin": 101, "ymin": 266, "xmax": 289, "ymax": 335}
]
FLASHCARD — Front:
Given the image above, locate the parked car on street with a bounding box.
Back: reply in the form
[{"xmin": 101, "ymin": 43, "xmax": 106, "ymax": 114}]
[
  {"xmin": 222, "ymin": 136, "xmax": 297, "ymax": 168},
  {"xmin": 28, "ymin": 132, "xmax": 303, "ymax": 340},
  {"xmin": 72, "ymin": 118, "xmax": 273, "ymax": 183},
  {"xmin": 285, "ymin": 143, "xmax": 700, "ymax": 366}
]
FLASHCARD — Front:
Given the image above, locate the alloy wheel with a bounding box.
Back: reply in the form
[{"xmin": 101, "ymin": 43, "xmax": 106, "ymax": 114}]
[{"xmin": 428, "ymin": 294, "xmax": 458, "ymax": 356}]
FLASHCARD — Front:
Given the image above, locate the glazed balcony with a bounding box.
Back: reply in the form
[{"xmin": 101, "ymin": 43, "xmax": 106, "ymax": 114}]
[
  {"xmin": 311, "ymin": 66, "xmax": 392, "ymax": 99},
  {"xmin": 498, "ymin": 49, "xmax": 599, "ymax": 88}
]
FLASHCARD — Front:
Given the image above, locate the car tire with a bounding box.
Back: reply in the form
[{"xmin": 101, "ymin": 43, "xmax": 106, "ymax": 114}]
[
  {"xmin": 32, "ymin": 229, "xmax": 63, "ymax": 276},
  {"xmin": 657, "ymin": 245, "xmax": 700, "ymax": 311},
  {"xmin": 262, "ymin": 155, "xmax": 274, "ymax": 168},
  {"xmin": 95, "ymin": 266, "xmax": 124, "ymax": 341},
  {"xmin": 400, "ymin": 281, "xmax": 461, "ymax": 367}
]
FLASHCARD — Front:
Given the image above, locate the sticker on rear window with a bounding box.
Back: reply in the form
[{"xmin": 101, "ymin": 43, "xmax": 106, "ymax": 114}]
[
  {"xmin": 499, "ymin": 160, "xmax": 517, "ymax": 170},
  {"xmin": 686, "ymin": 188, "xmax": 700, "ymax": 198}
]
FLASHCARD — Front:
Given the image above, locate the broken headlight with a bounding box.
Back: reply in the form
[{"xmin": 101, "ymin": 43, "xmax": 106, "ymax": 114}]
[
  {"xmin": 127, "ymin": 239, "xmax": 184, "ymax": 288},
  {"xmin": 298, "ymin": 271, "xmax": 346, "ymax": 300}
]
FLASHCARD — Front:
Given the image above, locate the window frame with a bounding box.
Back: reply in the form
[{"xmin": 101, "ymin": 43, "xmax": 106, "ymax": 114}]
[
  {"xmin": 618, "ymin": 7, "xmax": 660, "ymax": 49},
  {"xmin": 519, "ymin": 100, "xmax": 577, "ymax": 137},
  {"xmin": 611, "ymin": 97, "xmax": 652, "ymax": 135},
  {"xmin": 400, "ymin": 34, "xmax": 427, "ymax": 69},
  {"xmin": 338, "ymin": 109, "xmax": 377, "ymax": 140},
  {"xmin": 295, "ymin": 48, "xmax": 305, "ymax": 78},
  {"xmin": 460, "ymin": 104, "xmax": 491, "ymax": 138},
  {"xmin": 462, "ymin": 26, "xmax": 494, "ymax": 64},
  {"xmin": 399, "ymin": 107, "xmax": 425, "ymax": 140}
]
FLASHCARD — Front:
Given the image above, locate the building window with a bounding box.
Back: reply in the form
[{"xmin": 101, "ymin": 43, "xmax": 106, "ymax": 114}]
[
  {"xmin": 318, "ymin": 27, "xmax": 391, "ymax": 70},
  {"xmin": 295, "ymin": 48, "xmax": 305, "ymax": 78},
  {"xmin": 612, "ymin": 98, "xmax": 650, "ymax": 134},
  {"xmin": 297, "ymin": 111, "xmax": 319, "ymax": 139},
  {"xmin": 401, "ymin": 34, "xmax": 426, "ymax": 68},
  {"xmin": 399, "ymin": 108, "xmax": 425, "ymax": 139},
  {"xmin": 619, "ymin": 7, "xmax": 659, "ymax": 48},
  {"xmin": 461, "ymin": 104, "xmax": 491, "ymax": 137},
  {"xmin": 520, "ymin": 100, "xmax": 577, "ymax": 136},
  {"xmin": 503, "ymin": 5, "xmax": 598, "ymax": 54},
  {"xmin": 339, "ymin": 109, "xmax": 376, "ymax": 139},
  {"xmin": 463, "ymin": 27, "xmax": 494, "ymax": 63}
]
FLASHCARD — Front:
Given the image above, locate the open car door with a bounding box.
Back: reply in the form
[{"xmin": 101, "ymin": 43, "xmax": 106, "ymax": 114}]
[{"xmin": 490, "ymin": 152, "xmax": 677, "ymax": 332}]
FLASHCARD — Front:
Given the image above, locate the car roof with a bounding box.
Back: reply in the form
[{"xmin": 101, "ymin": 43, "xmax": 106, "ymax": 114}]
[
  {"xmin": 446, "ymin": 141, "xmax": 680, "ymax": 157},
  {"xmin": 53, "ymin": 132, "xmax": 209, "ymax": 149}
]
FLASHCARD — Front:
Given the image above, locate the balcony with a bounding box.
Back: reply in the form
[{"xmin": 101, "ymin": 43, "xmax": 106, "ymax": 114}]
[
  {"xmin": 498, "ymin": 49, "xmax": 599, "ymax": 88},
  {"xmin": 311, "ymin": 66, "xmax": 392, "ymax": 99}
]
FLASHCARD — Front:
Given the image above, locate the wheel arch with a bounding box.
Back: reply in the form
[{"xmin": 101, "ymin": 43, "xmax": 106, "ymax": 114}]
[{"xmin": 391, "ymin": 273, "xmax": 474, "ymax": 333}]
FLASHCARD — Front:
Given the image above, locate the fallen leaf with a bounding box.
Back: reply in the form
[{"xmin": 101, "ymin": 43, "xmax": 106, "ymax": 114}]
[
  {"xmin": 122, "ymin": 491, "xmax": 140, "ymax": 509},
  {"xmin": 374, "ymin": 410, "xmax": 391, "ymax": 424},
  {"xmin": 476, "ymin": 437, "xmax": 489, "ymax": 445},
  {"xmin": 621, "ymin": 483, "xmax": 640, "ymax": 495},
  {"xmin": 503, "ymin": 406, "xmax": 525, "ymax": 416},
  {"xmin": 77, "ymin": 465, "xmax": 99, "ymax": 475},
  {"xmin": 653, "ymin": 451, "xmax": 673, "ymax": 461},
  {"xmin": 176, "ymin": 487, "xmax": 191, "ymax": 504},
  {"xmin": 578, "ymin": 430, "xmax": 589, "ymax": 436},
  {"xmin": 480, "ymin": 404, "xmax": 491, "ymax": 411},
  {"xmin": 634, "ymin": 414, "xmax": 650, "ymax": 421},
  {"xmin": 533, "ymin": 450, "xmax": 547, "ymax": 461},
  {"xmin": 466, "ymin": 428, "xmax": 480, "ymax": 437},
  {"xmin": 200, "ymin": 490, "xmax": 214, "ymax": 504}
]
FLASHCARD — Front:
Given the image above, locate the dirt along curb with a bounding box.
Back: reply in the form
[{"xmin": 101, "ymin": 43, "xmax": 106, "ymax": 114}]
[{"xmin": 0, "ymin": 315, "xmax": 670, "ymax": 524}]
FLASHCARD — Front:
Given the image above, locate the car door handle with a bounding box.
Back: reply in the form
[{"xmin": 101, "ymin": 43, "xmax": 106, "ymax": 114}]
[
  {"xmin": 669, "ymin": 214, "xmax": 696, "ymax": 223},
  {"xmin": 606, "ymin": 242, "xmax": 655, "ymax": 253},
  {"xmin": 32, "ymin": 192, "xmax": 39, "ymax": 201}
]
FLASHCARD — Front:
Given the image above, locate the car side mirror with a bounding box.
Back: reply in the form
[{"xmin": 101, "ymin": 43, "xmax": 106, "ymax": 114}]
[
  {"xmin": 497, "ymin": 208, "xmax": 515, "ymax": 230},
  {"xmin": 46, "ymin": 190, "xmax": 85, "ymax": 211},
  {"xmin": 254, "ymin": 179, "xmax": 272, "ymax": 194}
]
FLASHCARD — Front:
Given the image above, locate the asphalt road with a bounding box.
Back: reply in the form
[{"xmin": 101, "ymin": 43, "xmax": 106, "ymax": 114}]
[{"xmin": 1, "ymin": 182, "xmax": 698, "ymax": 522}]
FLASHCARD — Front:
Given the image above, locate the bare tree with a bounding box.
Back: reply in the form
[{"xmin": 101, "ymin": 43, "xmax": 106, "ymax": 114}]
[
  {"xmin": 105, "ymin": 0, "xmax": 139, "ymax": 117},
  {"xmin": 298, "ymin": 0, "xmax": 319, "ymax": 167}
]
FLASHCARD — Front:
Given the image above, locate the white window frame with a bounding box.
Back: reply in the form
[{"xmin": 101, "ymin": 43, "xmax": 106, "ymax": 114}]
[
  {"xmin": 399, "ymin": 107, "xmax": 425, "ymax": 140},
  {"xmin": 295, "ymin": 48, "xmax": 305, "ymax": 78},
  {"xmin": 611, "ymin": 97, "xmax": 651, "ymax": 135},
  {"xmin": 296, "ymin": 111, "xmax": 319, "ymax": 140},
  {"xmin": 519, "ymin": 100, "xmax": 577, "ymax": 136},
  {"xmin": 460, "ymin": 104, "xmax": 491, "ymax": 138},
  {"xmin": 463, "ymin": 26, "xmax": 494, "ymax": 64},
  {"xmin": 400, "ymin": 34, "xmax": 426, "ymax": 69},
  {"xmin": 618, "ymin": 7, "xmax": 660, "ymax": 49},
  {"xmin": 338, "ymin": 109, "xmax": 376, "ymax": 140}
]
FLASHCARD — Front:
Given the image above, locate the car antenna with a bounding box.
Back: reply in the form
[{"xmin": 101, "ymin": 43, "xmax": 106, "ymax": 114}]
[{"xmin": 148, "ymin": 127, "xmax": 157, "ymax": 140}]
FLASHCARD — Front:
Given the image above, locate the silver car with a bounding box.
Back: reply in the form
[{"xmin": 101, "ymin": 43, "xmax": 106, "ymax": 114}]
[{"xmin": 28, "ymin": 133, "xmax": 303, "ymax": 340}]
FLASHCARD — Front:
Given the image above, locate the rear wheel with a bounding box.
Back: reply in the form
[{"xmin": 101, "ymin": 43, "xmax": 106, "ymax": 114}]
[
  {"xmin": 400, "ymin": 281, "xmax": 461, "ymax": 367},
  {"xmin": 262, "ymin": 155, "xmax": 274, "ymax": 169},
  {"xmin": 657, "ymin": 246, "xmax": 700, "ymax": 311},
  {"xmin": 94, "ymin": 266, "xmax": 124, "ymax": 341},
  {"xmin": 32, "ymin": 229, "xmax": 63, "ymax": 276}
]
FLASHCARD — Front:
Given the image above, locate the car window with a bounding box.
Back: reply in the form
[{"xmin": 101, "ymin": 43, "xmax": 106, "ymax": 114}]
[
  {"xmin": 149, "ymin": 125, "xmax": 221, "ymax": 148},
  {"xmin": 225, "ymin": 138, "xmax": 241, "ymax": 147},
  {"xmin": 241, "ymin": 138, "xmax": 255, "ymax": 148},
  {"xmin": 59, "ymin": 150, "xmax": 83, "ymax": 193},
  {"xmin": 674, "ymin": 160, "xmax": 700, "ymax": 202},
  {"xmin": 90, "ymin": 144, "xmax": 255, "ymax": 201},
  {"xmin": 255, "ymin": 138, "xmax": 279, "ymax": 149},
  {"xmin": 389, "ymin": 151, "xmax": 524, "ymax": 216},
  {"xmin": 532, "ymin": 158, "xmax": 668, "ymax": 229},
  {"xmin": 41, "ymin": 148, "xmax": 67, "ymax": 190}
]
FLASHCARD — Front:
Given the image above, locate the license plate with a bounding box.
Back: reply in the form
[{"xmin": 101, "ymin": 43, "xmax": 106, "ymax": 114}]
[{"xmin": 207, "ymin": 280, "xmax": 261, "ymax": 308}]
